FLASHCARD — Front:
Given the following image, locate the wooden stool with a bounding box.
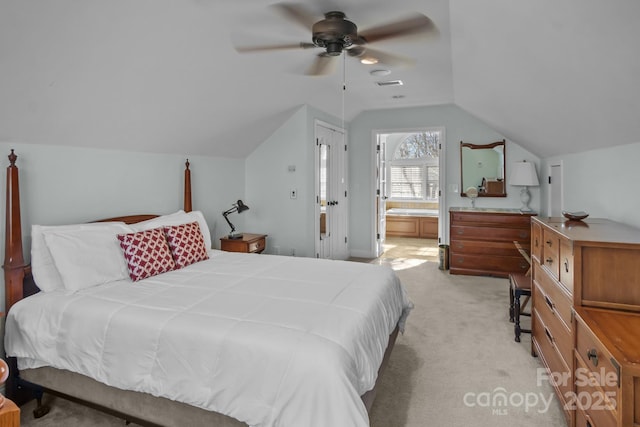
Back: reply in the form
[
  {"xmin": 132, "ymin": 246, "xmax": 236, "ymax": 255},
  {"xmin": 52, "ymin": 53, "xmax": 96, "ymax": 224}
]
[{"xmin": 509, "ymin": 272, "xmax": 531, "ymax": 342}]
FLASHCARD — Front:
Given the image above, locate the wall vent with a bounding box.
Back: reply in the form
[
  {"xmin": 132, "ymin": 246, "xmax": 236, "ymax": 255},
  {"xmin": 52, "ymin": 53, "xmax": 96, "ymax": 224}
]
[{"xmin": 376, "ymin": 80, "xmax": 403, "ymax": 86}]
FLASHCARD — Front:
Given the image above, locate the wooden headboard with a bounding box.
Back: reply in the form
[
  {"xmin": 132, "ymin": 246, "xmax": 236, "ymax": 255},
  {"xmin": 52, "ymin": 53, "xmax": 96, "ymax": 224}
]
[{"xmin": 3, "ymin": 150, "xmax": 193, "ymax": 312}]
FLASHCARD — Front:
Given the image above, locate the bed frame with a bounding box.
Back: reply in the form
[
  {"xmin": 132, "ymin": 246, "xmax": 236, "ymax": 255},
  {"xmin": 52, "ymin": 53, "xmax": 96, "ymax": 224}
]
[{"xmin": 3, "ymin": 150, "xmax": 398, "ymax": 426}]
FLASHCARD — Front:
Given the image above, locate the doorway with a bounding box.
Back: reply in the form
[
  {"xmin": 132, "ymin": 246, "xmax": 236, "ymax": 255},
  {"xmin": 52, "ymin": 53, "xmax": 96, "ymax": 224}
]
[
  {"xmin": 548, "ymin": 162, "xmax": 563, "ymax": 216},
  {"xmin": 374, "ymin": 128, "xmax": 446, "ymax": 260}
]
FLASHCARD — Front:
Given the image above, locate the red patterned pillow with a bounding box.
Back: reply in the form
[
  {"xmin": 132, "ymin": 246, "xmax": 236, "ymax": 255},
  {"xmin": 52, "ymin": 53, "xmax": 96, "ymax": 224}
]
[
  {"xmin": 117, "ymin": 227, "xmax": 176, "ymax": 281},
  {"xmin": 163, "ymin": 221, "xmax": 209, "ymax": 269},
  {"xmin": 164, "ymin": 221, "xmax": 209, "ymax": 268}
]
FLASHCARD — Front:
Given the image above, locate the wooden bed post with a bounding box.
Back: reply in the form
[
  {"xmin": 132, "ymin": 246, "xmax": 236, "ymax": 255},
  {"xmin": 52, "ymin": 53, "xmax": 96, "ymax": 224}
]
[
  {"xmin": 184, "ymin": 159, "xmax": 192, "ymax": 213},
  {"xmin": 3, "ymin": 150, "xmax": 25, "ymax": 313}
]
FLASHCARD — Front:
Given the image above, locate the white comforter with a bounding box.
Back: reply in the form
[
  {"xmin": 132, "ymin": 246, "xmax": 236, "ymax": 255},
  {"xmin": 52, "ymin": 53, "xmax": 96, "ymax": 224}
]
[{"xmin": 5, "ymin": 250, "xmax": 411, "ymax": 427}]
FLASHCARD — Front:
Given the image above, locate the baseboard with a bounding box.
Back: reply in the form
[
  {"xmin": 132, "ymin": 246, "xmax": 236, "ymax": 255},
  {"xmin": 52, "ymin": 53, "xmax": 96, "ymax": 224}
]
[{"xmin": 349, "ymin": 249, "xmax": 376, "ymax": 259}]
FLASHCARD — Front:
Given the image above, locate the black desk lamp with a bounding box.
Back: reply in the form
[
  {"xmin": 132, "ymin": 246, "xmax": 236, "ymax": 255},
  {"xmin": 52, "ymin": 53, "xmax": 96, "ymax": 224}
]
[{"xmin": 223, "ymin": 200, "xmax": 249, "ymax": 239}]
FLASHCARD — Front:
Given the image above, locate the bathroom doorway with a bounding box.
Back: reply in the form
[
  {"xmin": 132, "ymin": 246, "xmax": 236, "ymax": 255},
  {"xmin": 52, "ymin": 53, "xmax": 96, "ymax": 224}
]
[{"xmin": 374, "ymin": 128, "xmax": 446, "ymax": 261}]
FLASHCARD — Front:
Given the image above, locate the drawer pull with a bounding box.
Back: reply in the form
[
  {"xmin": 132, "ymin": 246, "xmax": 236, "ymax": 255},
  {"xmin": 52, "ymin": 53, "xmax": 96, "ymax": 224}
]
[
  {"xmin": 544, "ymin": 327, "xmax": 554, "ymax": 345},
  {"xmin": 544, "ymin": 295, "xmax": 554, "ymax": 312},
  {"xmin": 563, "ymin": 258, "xmax": 569, "ymax": 273},
  {"xmin": 546, "ymin": 240, "xmax": 552, "ymax": 246},
  {"xmin": 586, "ymin": 348, "xmax": 599, "ymax": 367},
  {"xmin": 545, "ymin": 257, "xmax": 553, "ymax": 264}
]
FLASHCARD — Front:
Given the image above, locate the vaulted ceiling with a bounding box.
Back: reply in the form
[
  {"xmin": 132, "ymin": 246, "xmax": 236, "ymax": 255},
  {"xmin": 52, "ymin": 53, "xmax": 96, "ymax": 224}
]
[{"xmin": 1, "ymin": 0, "xmax": 639, "ymax": 159}]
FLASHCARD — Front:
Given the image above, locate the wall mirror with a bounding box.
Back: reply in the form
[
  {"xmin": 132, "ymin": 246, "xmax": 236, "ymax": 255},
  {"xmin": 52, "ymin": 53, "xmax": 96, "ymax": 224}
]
[{"xmin": 460, "ymin": 140, "xmax": 506, "ymax": 197}]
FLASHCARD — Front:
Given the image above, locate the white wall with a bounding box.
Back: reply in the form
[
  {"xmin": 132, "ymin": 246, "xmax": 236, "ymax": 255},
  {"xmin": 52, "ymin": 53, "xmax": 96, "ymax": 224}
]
[
  {"xmin": 348, "ymin": 104, "xmax": 539, "ymax": 257},
  {"xmin": 0, "ymin": 142, "xmax": 244, "ymax": 311},
  {"xmin": 541, "ymin": 141, "xmax": 640, "ymax": 228},
  {"xmin": 244, "ymin": 105, "xmax": 343, "ymax": 258}
]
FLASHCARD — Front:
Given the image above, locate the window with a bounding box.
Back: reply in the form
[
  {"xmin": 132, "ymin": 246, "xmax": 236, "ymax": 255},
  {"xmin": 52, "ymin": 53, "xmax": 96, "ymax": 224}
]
[
  {"xmin": 389, "ymin": 131, "xmax": 440, "ymax": 200},
  {"xmin": 391, "ymin": 165, "xmax": 422, "ymax": 198}
]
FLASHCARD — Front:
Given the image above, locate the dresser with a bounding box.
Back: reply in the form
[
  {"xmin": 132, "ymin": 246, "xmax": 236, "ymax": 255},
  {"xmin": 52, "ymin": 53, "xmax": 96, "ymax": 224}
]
[
  {"xmin": 220, "ymin": 233, "xmax": 267, "ymax": 254},
  {"xmin": 449, "ymin": 208, "xmax": 535, "ymax": 278},
  {"xmin": 531, "ymin": 217, "xmax": 640, "ymax": 427}
]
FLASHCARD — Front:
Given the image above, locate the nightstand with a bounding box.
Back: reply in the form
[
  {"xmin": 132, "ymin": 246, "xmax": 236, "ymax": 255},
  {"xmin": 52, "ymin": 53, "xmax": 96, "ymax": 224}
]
[
  {"xmin": 220, "ymin": 233, "xmax": 267, "ymax": 254},
  {"xmin": 0, "ymin": 398, "xmax": 20, "ymax": 427}
]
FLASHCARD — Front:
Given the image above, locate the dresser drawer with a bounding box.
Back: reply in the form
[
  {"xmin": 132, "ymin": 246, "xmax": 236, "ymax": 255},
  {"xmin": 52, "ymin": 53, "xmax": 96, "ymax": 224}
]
[
  {"xmin": 450, "ymin": 225, "xmax": 530, "ymax": 242},
  {"xmin": 534, "ymin": 262, "xmax": 573, "ymax": 329},
  {"xmin": 575, "ymin": 316, "xmax": 620, "ymax": 407},
  {"xmin": 532, "ymin": 220, "xmax": 543, "ymax": 263},
  {"xmin": 533, "ymin": 309, "xmax": 572, "ymax": 404},
  {"xmin": 575, "ymin": 406, "xmax": 616, "ymax": 427},
  {"xmin": 559, "ymin": 238, "xmax": 574, "ymax": 293},
  {"xmin": 542, "ymin": 228, "xmax": 561, "ymax": 280},
  {"xmin": 449, "ymin": 239, "xmax": 522, "ymax": 256},
  {"xmin": 220, "ymin": 234, "xmax": 267, "ymax": 254},
  {"xmin": 450, "ymin": 254, "xmax": 529, "ymax": 276},
  {"xmin": 574, "ymin": 354, "xmax": 618, "ymax": 426},
  {"xmin": 248, "ymin": 239, "xmax": 265, "ymax": 253},
  {"xmin": 533, "ymin": 281, "xmax": 572, "ymax": 364},
  {"xmin": 450, "ymin": 211, "xmax": 531, "ymax": 227}
]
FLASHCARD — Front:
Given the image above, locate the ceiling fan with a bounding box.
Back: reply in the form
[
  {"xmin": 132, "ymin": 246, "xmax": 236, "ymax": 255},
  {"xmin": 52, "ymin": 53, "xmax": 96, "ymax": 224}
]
[{"xmin": 234, "ymin": 3, "xmax": 438, "ymax": 76}]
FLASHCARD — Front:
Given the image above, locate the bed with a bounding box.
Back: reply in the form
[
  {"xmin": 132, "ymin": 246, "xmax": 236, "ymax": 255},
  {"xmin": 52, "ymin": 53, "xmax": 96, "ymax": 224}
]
[{"xmin": 2, "ymin": 150, "xmax": 412, "ymax": 427}]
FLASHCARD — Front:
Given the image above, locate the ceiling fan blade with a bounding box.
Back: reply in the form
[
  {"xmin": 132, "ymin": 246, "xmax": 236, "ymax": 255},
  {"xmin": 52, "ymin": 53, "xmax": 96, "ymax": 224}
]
[
  {"xmin": 235, "ymin": 42, "xmax": 316, "ymax": 53},
  {"xmin": 357, "ymin": 13, "xmax": 438, "ymax": 44},
  {"xmin": 272, "ymin": 3, "xmax": 318, "ymax": 32},
  {"xmin": 306, "ymin": 54, "xmax": 337, "ymax": 76},
  {"xmin": 349, "ymin": 47, "xmax": 416, "ymax": 67}
]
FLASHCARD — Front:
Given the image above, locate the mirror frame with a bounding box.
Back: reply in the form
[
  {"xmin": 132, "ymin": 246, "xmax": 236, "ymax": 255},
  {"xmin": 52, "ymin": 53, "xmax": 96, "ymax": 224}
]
[{"xmin": 460, "ymin": 139, "xmax": 506, "ymax": 198}]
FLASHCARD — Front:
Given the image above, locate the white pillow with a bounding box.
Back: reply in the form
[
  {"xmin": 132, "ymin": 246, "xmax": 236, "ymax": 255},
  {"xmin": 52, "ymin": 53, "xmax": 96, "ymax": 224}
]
[
  {"xmin": 31, "ymin": 222, "xmax": 128, "ymax": 292},
  {"xmin": 43, "ymin": 223, "xmax": 134, "ymax": 291},
  {"xmin": 131, "ymin": 210, "xmax": 212, "ymax": 249}
]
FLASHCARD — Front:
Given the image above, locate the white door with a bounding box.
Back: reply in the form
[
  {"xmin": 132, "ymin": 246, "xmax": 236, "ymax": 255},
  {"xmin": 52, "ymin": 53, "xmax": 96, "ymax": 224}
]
[
  {"xmin": 548, "ymin": 163, "xmax": 563, "ymax": 217},
  {"xmin": 376, "ymin": 137, "xmax": 387, "ymax": 257},
  {"xmin": 315, "ymin": 122, "xmax": 348, "ymax": 260}
]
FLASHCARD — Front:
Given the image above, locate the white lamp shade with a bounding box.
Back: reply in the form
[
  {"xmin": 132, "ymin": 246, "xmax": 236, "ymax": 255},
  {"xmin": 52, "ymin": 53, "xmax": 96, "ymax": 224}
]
[{"xmin": 509, "ymin": 161, "xmax": 539, "ymax": 187}]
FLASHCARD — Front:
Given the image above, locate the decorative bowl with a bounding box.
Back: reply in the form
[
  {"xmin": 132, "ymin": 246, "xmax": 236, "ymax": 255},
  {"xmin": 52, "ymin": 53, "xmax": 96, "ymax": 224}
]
[{"xmin": 562, "ymin": 210, "xmax": 589, "ymax": 221}]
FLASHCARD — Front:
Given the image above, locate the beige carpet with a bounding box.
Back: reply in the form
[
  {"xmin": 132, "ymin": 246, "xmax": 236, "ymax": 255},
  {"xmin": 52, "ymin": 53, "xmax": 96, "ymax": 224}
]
[
  {"xmin": 380, "ymin": 237, "xmax": 440, "ymax": 263},
  {"xmin": 368, "ymin": 259, "xmax": 566, "ymax": 427},
  {"xmin": 19, "ymin": 251, "xmax": 567, "ymax": 427}
]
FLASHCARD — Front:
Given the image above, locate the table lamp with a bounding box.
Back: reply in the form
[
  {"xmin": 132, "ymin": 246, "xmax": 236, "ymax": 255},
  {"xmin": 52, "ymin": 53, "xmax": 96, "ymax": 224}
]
[
  {"xmin": 223, "ymin": 200, "xmax": 249, "ymax": 239},
  {"xmin": 509, "ymin": 160, "xmax": 539, "ymax": 212}
]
